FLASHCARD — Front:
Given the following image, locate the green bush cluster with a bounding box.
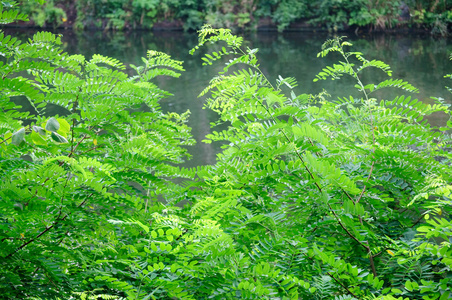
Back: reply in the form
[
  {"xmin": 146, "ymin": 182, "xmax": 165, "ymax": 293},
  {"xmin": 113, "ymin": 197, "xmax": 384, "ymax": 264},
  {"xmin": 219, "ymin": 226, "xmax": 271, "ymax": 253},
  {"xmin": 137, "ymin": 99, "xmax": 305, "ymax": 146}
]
[
  {"xmin": 1, "ymin": 2, "xmax": 452, "ymax": 300},
  {"xmin": 14, "ymin": 0, "xmax": 452, "ymax": 33}
]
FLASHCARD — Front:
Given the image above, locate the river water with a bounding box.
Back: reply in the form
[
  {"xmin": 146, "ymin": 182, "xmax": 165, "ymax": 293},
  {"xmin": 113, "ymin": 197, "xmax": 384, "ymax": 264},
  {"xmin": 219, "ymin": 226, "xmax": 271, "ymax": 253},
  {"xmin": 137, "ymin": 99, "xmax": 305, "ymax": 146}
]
[{"xmin": 5, "ymin": 29, "xmax": 452, "ymax": 166}]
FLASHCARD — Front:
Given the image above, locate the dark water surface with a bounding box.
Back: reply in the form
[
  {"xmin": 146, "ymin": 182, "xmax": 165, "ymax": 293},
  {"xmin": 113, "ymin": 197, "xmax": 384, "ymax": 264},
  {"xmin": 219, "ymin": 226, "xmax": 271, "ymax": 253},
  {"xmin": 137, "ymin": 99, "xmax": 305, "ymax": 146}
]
[{"xmin": 5, "ymin": 29, "xmax": 452, "ymax": 166}]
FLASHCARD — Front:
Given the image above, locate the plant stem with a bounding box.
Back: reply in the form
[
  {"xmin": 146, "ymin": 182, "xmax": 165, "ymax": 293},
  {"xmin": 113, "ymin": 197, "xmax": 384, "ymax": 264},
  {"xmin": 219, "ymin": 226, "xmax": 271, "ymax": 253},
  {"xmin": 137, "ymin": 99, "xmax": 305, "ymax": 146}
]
[{"xmin": 4, "ymin": 193, "xmax": 93, "ymax": 259}]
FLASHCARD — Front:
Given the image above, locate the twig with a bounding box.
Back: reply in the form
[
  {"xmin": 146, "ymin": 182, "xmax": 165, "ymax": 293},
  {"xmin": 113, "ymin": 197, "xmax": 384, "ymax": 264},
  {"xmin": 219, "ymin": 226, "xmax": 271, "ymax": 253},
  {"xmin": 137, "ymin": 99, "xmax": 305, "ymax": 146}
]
[
  {"xmin": 366, "ymin": 241, "xmax": 377, "ymax": 277},
  {"xmin": 56, "ymin": 172, "xmax": 71, "ymax": 220},
  {"xmin": 328, "ymin": 203, "xmax": 368, "ymax": 251},
  {"xmin": 340, "ymin": 188, "xmax": 355, "ymax": 202},
  {"xmin": 78, "ymin": 145, "xmax": 100, "ymax": 156},
  {"xmin": 327, "ymin": 270, "xmax": 359, "ymax": 298},
  {"xmin": 304, "ymin": 253, "xmax": 359, "ymax": 298},
  {"xmin": 4, "ymin": 193, "xmax": 93, "ymax": 259},
  {"xmin": 67, "ymin": 134, "xmax": 89, "ymax": 158},
  {"xmin": 328, "ymin": 203, "xmax": 377, "ymax": 277},
  {"xmin": 356, "ymin": 161, "xmax": 375, "ymax": 204},
  {"xmin": 31, "ymin": 231, "xmax": 68, "ymax": 276},
  {"xmin": 0, "ymin": 125, "xmax": 31, "ymax": 146}
]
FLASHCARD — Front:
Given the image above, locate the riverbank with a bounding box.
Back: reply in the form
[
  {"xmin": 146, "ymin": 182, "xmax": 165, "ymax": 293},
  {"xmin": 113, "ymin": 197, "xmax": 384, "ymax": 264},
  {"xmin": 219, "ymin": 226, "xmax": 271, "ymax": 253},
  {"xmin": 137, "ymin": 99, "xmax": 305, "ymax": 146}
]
[
  {"xmin": 5, "ymin": 0, "xmax": 452, "ymax": 36},
  {"xmin": 4, "ymin": 17, "xmax": 439, "ymax": 36}
]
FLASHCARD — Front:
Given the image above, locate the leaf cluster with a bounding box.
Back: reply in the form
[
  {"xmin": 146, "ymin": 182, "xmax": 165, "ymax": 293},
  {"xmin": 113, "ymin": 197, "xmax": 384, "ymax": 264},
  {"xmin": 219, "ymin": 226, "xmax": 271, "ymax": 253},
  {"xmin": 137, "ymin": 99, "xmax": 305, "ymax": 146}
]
[{"xmin": 0, "ymin": 5, "xmax": 194, "ymax": 299}]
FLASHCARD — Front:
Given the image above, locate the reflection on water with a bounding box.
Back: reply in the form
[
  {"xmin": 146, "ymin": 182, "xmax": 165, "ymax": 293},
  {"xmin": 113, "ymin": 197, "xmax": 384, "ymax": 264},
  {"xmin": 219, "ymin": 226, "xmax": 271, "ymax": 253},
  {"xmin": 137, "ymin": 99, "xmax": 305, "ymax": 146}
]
[{"xmin": 4, "ymin": 29, "xmax": 452, "ymax": 166}]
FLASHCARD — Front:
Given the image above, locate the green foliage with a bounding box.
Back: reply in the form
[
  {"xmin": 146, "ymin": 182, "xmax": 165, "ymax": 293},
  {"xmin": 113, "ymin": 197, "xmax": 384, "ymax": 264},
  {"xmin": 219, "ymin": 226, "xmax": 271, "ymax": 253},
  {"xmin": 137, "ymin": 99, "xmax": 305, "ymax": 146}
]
[
  {"xmin": 0, "ymin": 4, "xmax": 194, "ymax": 299},
  {"xmin": 349, "ymin": 0, "xmax": 401, "ymax": 30},
  {"xmin": 254, "ymin": 0, "xmax": 311, "ymax": 32},
  {"xmin": 19, "ymin": 0, "xmax": 67, "ymax": 28},
  {"xmin": 309, "ymin": 0, "xmax": 368, "ymax": 30},
  {"xmin": 184, "ymin": 25, "xmax": 452, "ymax": 299},
  {"xmin": 0, "ymin": 1, "xmax": 30, "ymax": 24},
  {"xmin": 13, "ymin": 0, "xmax": 452, "ymax": 33},
  {"xmin": 2, "ymin": 3, "xmax": 452, "ymax": 300}
]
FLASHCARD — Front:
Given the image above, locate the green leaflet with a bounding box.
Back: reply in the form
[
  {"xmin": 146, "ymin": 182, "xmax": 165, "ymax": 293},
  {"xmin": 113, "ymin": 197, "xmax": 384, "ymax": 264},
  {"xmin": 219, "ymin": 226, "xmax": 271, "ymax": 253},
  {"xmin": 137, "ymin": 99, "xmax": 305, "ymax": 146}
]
[
  {"xmin": 303, "ymin": 151, "xmax": 360, "ymax": 194},
  {"xmin": 11, "ymin": 128, "xmax": 25, "ymax": 145}
]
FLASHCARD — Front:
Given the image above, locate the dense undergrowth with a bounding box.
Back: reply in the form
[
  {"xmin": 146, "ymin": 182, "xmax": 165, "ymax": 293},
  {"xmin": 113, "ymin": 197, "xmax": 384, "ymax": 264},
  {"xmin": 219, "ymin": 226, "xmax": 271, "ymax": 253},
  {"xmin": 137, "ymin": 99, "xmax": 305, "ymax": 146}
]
[
  {"xmin": 14, "ymin": 0, "xmax": 452, "ymax": 35},
  {"xmin": 1, "ymin": 1, "xmax": 452, "ymax": 299}
]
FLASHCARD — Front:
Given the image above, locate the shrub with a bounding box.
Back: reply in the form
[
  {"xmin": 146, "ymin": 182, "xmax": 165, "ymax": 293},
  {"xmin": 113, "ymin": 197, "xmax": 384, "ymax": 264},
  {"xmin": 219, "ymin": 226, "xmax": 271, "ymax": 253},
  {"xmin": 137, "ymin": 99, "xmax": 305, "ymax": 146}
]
[
  {"xmin": 0, "ymin": 1, "xmax": 193, "ymax": 298},
  {"xmin": 1, "ymin": 2, "xmax": 451, "ymax": 299},
  {"xmin": 185, "ymin": 25, "xmax": 452, "ymax": 299}
]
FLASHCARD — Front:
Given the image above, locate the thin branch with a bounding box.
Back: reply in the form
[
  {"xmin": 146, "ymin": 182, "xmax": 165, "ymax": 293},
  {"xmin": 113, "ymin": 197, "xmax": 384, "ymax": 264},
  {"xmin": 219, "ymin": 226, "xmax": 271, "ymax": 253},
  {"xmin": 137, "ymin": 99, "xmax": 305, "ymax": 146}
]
[
  {"xmin": 0, "ymin": 135, "xmax": 12, "ymax": 146},
  {"xmin": 340, "ymin": 188, "xmax": 355, "ymax": 202},
  {"xmin": 410, "ymin": 214, "xmax": 426, "ymax": 228},
  {"xmin": 4, "ymin": 193, "xmax": 93, "ymax": 259},
  {"xmin": 366, "ymin": 242, "xmax": 377, "ymax": 277},
  {"xmin": 78, "ymin": 145, "xmax": 100, "ymax": 156},
  {"xmin": 56, "ymin": 171, "xmax": 72, "ymax": 220},
  {"xmin": 0, "ymin": 125, "xmax": 31, "ymax": 146},
  {"xmin": 328, "ymin": 203, "xmax": 369, "ymax": 251},
  {"xmin": 70, "ymin": 118, "xmax": 76, "ymax": 154},
  {"xmin": 356, "ymin": 161, "xmax": 375, "ymax": 204},
  {"xmin": 31, "ymin": 230, "xmax": 68, "ymax": 276},
  {"xmin": 255, "ymin": 97, "xmax": 325, "ymax": 194},
  {"xmin": 372, "ymin": 248, "xmax": 389, "ymax": 259},
  {"xmin": 327, "ymin": 270, "xmax": 359, "ymax": 298},
  {"xmin": 328, "ymin": 203, "xmax": 378, "ymax": 276},
  {"xmin": 304, "ymin": 253, "xmax": 359, "ymax": 298},
  {"xmin": 67, "ymin": 134, "xmax": 89, "ymax": 158}
]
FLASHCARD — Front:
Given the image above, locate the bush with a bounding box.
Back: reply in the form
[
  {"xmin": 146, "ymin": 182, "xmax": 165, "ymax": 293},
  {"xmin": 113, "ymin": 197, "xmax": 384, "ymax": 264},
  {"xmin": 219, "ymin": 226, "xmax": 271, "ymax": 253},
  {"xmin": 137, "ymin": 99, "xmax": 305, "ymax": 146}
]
[
  {"xmin": 1, "ymin": 3, "xmax": 452, "ymax": 300},
  {"xmin": 186, "ymin": 25, "xmax": 452, "ymax": 299},
  {"xmin": 18, "ymin": 0, "xmax": 67, "ymax": 28},
  {"xmin": 0, "ymin": 1, "xmax": 193, "ymax": 298}
]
